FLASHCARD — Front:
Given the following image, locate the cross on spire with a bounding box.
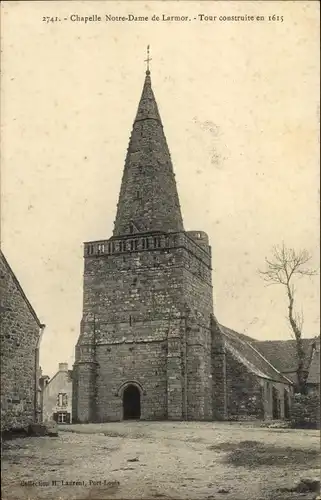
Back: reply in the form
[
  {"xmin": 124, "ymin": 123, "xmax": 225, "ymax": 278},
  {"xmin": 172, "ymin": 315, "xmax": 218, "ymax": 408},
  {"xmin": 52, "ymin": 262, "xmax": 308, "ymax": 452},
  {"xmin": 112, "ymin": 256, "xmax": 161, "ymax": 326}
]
[{"xmin": 144, "ymin": 45, "xmax": 152, "ymax": 74}]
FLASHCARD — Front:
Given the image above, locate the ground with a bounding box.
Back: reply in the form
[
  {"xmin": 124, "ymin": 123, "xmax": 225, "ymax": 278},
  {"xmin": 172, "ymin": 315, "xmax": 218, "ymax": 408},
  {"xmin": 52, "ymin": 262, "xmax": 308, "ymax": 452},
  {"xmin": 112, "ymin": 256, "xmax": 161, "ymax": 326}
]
[{"xmin": 1, "ymin": 422, "xmax": 320, "ymax": 500}]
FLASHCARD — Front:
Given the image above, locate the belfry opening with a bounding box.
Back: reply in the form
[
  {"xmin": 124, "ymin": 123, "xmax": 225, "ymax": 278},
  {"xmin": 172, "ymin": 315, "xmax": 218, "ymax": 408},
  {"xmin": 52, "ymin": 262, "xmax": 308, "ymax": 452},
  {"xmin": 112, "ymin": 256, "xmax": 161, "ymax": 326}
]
[{"xmin": 123, "ymin": 385, "xmax": 141, "ymax": 420}]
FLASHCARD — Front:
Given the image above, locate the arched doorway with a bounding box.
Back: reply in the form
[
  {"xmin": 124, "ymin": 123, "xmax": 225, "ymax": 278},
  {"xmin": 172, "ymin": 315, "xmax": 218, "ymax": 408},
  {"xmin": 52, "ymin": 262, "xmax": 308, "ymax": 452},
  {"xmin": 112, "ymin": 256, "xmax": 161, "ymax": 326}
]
[{"xmin": 123, "ymin": 384, "xmax": 141, "ymax": 420}]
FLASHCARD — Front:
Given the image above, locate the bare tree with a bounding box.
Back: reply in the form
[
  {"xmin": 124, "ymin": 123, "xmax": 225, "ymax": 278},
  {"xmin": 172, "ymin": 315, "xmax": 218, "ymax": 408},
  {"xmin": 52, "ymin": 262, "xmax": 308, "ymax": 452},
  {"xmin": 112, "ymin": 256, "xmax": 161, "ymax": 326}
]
[{"xmin": 259, "ymin": 243, "xmax": 317, "ymax": 393}]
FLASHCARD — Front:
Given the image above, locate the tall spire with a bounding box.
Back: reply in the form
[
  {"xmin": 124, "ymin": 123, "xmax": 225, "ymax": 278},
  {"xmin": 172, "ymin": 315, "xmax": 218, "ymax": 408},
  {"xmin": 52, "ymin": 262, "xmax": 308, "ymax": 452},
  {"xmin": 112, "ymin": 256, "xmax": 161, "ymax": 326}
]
[{"xmin": 112, "ymin": 52, "xmax": 184, "ymax": 237}]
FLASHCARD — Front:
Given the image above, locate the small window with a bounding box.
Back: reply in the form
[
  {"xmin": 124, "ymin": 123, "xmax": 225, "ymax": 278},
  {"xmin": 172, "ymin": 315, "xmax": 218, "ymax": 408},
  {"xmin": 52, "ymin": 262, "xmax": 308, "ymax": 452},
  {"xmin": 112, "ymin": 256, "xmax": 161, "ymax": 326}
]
[
  {"xmin": 57, "ymin": 393, "xmax": 68, "ymax": 407},
  {"xmin": 57, "ymin": 412, "xmax": 68, "ymax": 423},
  {"xmin": 129, "ymin": 224, "xmax": 134, "ymax": 234},
  {"xmin": 130, "ymin": 240, "xmax": 134, "ymax": 251}
]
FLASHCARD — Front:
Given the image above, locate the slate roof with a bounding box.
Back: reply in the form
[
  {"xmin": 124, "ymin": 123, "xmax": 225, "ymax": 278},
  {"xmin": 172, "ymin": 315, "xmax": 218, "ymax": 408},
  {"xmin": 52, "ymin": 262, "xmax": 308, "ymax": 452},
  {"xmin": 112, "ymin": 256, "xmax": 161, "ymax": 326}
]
[
  {"xmin": 219, "ymin": 325, "xmax": 293, "ymax": 384},
  {"xmin": 251, "ymin": 338, "xmax": 316, "ymax": 373}
]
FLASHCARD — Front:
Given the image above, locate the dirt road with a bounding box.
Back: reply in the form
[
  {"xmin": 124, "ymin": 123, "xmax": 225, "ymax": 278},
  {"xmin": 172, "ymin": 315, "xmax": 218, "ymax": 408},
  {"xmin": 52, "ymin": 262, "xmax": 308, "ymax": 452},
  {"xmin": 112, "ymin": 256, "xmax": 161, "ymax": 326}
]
[{"xmin": 1, "ymin": 421, "xmax": 320, "ymax": 499}]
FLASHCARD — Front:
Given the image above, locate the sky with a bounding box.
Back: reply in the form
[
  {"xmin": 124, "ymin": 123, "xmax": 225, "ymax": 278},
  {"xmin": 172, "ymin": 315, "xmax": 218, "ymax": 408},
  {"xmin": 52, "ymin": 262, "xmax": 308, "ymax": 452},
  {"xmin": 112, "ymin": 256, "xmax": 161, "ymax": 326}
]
[{"xmin": 1, "ymin": 1, "xmax": 320, "ymax": 378}]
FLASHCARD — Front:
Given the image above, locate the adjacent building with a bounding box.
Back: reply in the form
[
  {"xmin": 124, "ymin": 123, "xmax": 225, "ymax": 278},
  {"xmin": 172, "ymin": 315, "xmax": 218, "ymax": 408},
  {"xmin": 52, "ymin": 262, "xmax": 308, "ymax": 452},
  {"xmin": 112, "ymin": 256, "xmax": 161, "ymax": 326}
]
[
  {"xmin": 72, "ymin": 63, "xmax": 294, "ymax": 423},
  {"xmin": 0, "ymin": 250, "xmax": 45, "ymax": 431},
  {"xmin": 306, "ymin": 339, "xmax": 320, "ymax": 395},
  {"xmin": 252, "ymin": 337, "xmax": 320, "ymax": 393},
  {"xmin": 42, "ymin": 363, "xmax": 73, "ymax": 424}
]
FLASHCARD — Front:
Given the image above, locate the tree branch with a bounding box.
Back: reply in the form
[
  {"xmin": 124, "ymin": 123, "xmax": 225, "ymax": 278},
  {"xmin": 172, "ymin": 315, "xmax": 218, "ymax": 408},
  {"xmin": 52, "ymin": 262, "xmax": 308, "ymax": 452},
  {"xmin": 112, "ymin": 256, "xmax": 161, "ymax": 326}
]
[{"xmin": 259, "ymin": 244, "xmax": 318, "ymax": 393}]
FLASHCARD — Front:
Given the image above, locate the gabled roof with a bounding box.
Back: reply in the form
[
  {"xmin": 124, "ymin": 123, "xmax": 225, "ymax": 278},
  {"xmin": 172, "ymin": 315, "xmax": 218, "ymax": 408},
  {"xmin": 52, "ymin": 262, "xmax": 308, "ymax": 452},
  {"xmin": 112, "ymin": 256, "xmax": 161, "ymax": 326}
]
[
  {"xmin": 251, "ymin": 338, "xmax": 317, "ymax": 373},
  {"xmin": 45, "ymin": 367, "xmax": 72, "ymax": 387},
  {"xmin": 0, "ymin": 250, "xmax": 45, "ymax": 328},
  {"xmin": 219, "ymin": 325, "xmax": 293, "ymax": 384}
]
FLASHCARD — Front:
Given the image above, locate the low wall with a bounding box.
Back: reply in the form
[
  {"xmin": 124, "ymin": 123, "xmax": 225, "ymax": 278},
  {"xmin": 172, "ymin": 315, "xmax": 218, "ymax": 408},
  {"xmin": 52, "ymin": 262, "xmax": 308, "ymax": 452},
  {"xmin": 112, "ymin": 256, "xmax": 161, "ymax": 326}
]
[{"xmin": 290, "ymin": 393, "xmax": 320, "ymax": 429}]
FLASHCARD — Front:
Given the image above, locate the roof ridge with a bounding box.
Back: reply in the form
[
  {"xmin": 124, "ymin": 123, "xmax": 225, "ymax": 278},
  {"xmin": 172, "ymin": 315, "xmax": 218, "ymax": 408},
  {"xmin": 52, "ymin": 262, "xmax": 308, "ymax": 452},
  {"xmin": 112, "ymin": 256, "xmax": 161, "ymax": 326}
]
[
  {"xmin": 253, "ymin": 338, "xmax": 316, "ymax": 344},
  {"xmin": 220, "ymin": 324, "xmax": 293, "ymax": 385}
]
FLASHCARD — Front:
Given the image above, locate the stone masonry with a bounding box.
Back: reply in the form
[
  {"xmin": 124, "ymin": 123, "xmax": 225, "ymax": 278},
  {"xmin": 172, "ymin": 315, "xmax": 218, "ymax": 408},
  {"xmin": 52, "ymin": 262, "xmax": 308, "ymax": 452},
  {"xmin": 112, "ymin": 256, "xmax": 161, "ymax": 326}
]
[
  {"xmin": 0, "ymin": 250, "xmax": 45, "ymax": 431},
  {"xmin": 73, "ymin": 68, "xmax": 215, "ymax": 422},
  {"xmin": 73, "ymin": 64, "xmax": 294, "ymax": 423}
]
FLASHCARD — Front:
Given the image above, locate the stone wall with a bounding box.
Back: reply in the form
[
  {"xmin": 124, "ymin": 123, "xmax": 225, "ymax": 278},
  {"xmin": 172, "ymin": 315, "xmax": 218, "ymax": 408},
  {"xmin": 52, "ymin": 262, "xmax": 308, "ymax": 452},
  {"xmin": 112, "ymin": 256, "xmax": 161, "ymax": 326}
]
[
  {"xmin": 96, "ymin": 341, "xmax": 168, "ymax": 421},
  {"xmin": 262, "ymin": 380, "xmax": 293, "ymax": 420},
  {"xmin": 74, "ymin": 228, "xmax": 213, "ymax": 422},
  {"xmin": 185, "ymin": 313, "xmax": 213, "ymax": 420},
  {"xmin": 290, "ymin": 393, "xmax": 320, "ymax": 429},
  {"xmin": 224, "ymin": 348, "xmax": 293, "ymax": 421},
  {"xmin": 225, "ymin": 351, "xmax": 265, "ymax": 420},
  {"xmin": 211, "ymin": 318, "xmax": 227, "ymax": 420},
  {"xmin": 0, "ymin": 253, "xmax": 42, "ymax": 431},
  {"xmin": 72, "ymin": 362, "xmax": 96, "ymax": 423}
]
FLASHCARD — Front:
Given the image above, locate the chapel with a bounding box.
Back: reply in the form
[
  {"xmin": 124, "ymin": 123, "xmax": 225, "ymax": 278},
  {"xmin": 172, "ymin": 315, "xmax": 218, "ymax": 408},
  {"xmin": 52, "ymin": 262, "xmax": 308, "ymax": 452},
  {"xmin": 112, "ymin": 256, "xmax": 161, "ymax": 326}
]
[{"xmin": 72, "ymin": 54, "xmax": 293, "ymax": 422}]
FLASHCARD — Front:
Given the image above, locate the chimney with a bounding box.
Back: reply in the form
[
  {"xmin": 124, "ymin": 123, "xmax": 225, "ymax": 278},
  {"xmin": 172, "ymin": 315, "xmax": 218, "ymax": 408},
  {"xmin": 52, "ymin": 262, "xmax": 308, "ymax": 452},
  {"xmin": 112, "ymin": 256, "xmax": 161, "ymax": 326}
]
[{"xmin": 59, "ymin": 363, "xmax": 68, "ymax": 372}]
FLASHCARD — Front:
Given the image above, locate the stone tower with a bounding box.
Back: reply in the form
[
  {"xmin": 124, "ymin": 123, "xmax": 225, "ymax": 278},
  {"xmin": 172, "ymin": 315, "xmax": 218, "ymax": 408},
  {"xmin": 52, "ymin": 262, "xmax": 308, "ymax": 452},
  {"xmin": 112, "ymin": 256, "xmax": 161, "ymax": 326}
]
[{"xmin": 73, "ymin": 59, "xmax": 214, "ymax": 422}]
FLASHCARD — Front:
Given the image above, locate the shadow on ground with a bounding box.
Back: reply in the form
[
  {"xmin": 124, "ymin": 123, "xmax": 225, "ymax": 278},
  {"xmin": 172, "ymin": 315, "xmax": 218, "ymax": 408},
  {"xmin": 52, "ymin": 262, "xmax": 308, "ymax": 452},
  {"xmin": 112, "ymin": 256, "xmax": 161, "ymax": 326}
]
[{"xmin": 208, "ymin": 440, "xmax": 319, "ymax": 469}]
